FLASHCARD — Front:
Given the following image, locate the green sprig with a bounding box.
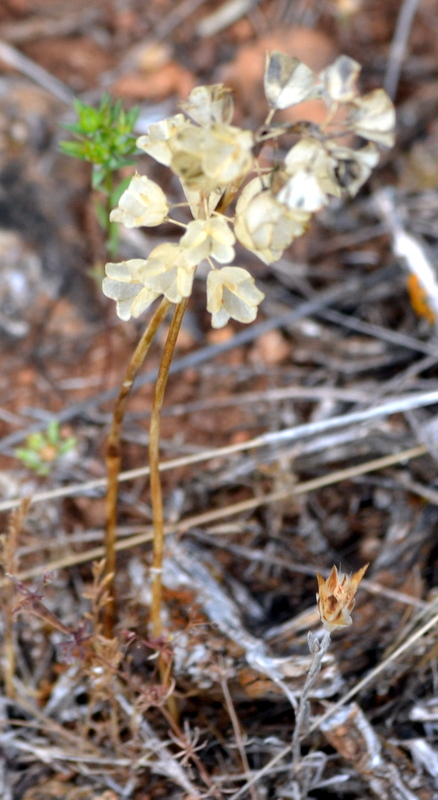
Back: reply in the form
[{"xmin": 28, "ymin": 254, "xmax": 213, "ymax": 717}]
[{"xmin": 59, "ymin": 94, "xmax": 139, "ymax": 257}]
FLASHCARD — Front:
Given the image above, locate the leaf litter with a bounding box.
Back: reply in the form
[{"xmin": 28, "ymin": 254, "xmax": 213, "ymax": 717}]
[{"xmin": 1, "ymin": 1, "xmax": 438, "ymax": 798}]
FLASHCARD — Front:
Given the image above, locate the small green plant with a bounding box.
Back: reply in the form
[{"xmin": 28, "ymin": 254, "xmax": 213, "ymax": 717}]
[
  {"xmin": 59, "ymin": 94, "xmax": 139, "ymax": 257},
  {"xmin": 15, "ymin": 420, "xmax": 76, "ymax": 477}
]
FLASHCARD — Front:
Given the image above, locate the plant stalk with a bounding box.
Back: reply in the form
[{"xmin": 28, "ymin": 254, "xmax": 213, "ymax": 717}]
[
  {"xmin": 103, "ymin": 298, "xmax": 171, "ymax": 638},
  {"xmin": 103, "ymin": 170, "xmax": 119, "ymax": 259},
  {"xmin": 292, "ymin": 630, "xmax": 331, "ymax": 767},
  {"xmin": 149, "ymin": 298, "xmax": 189, "ymax": 640}
]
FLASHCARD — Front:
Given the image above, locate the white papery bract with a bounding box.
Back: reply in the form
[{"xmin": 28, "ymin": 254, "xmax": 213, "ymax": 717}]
[
  {"xmin": 103, "ymin": 260, "xmax": 160, "ymax": 320},
  {"xmin": 349, "ymin": 89, "xmax": 396, "ymax": 147},
  {"xmin": 180, "ymin": 217, "xmax": 236, "ymax": 265},
  {"xmin": 139, "ymin": 243, "xmax": 196, "ymax": 303},
  {"xmin": 320, "ymin": 55, "xmax": 361, "ymax": 103},
  {"xmin": 109, "ymin": 174, "xmax": 169, "ymax": 228},
  {"xmin": 264, "ymin": 51, "xmax": 316, "ymax": 109},
  {"xmin": 103, "ymin": 245, "xmax": 196, "ymax": 317},
  {"xmin": 207, "ymin": 267, "xmax": 265, "ymax": 328},
  {"xmin": 278, "ymin": 170, "xmax": 329, "ymax": 212},
  {"xmin": 170, "ymin": 121, "xmax": 253, "ymax": 190},
  {"xmin": 170, "ymin": 122, "xmax": 214, "ymax": 190},
  {"xmin": 202, "ymin": 123, "xmax": 253, "ymax": 185},
  {"xmin": 281, "ymin": 138, "xmax": 381, "ymax": 207},
  {"xmin": 180, "ymin": 84, "xmax": 234, "ymax": 126},
  {"xmin": 327, "ymin": 142, "xmax": 379, "ymax": 196},
  {"xmin": 284, "ymin": 139, "xmax": 341, "ymax": 199},
  {"xmin": 235, "ymin": 178, "xmax": 310, "ymax": 263},
  {"xmin": 136, "ymin": 114, "xmax": 186, "ymax": 166}
]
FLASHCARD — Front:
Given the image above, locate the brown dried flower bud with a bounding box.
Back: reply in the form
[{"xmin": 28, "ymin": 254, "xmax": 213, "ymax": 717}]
[{"xmin": 316, "ymin": 564, "xmax": 368, "ymax": 632}]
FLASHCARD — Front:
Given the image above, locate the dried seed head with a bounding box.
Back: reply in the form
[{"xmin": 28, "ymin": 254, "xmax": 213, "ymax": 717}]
[
  {"xmin": 103, "ymin": 53, "xmax": 395, "ymax": 327},
  {"xmin": 316, "ymin": 563, "xmax": 368, "ymax": 632}
]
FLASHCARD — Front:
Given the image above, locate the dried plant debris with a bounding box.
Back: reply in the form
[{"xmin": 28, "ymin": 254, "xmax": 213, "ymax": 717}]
[
  {"xmin": 162, "ymin": 539, "xmax": 344, "ymax": 701},
  {"xmin": 320, "ymin": 703, "xmax": 432, "ymax": 799},
  {"xmin": 2, "ymin": 1, "xmax": 438, "ymax": 798}
]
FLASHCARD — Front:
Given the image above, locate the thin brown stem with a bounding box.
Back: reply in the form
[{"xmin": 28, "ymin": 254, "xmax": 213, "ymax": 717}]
[
  {"xmin": 149, "ymin": 298, "xmax": 188, "ymax": 723},
  {"xmin": 103, "ymin": 298, "xmax": 171, "ymax": 638},
  {"xmin": 221, "ymin": 673, "xmax": 258, "ymax": 800},
  {"xmin": 160, "ymin": 706, "xmax": 218, "ymax": 794},
  {"xmin": 149, "ymin": 298, "xmax": 188, "ymax": 639},
  {"xmin": 2, "ymin": 500, "xmax": 30, "ymax": 697}
]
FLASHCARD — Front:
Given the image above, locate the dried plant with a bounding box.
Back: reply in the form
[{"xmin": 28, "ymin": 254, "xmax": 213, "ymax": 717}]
[
  {"xmin": 316, "ymin": 563, "xmax": 369, "ymax": 632},
  {"xmin": 98, "ymin": 52, "xmax": 394, "ymax": 651},
  {"xmin": 0, "ymin": 52, "xmax": 394, "ymax": 795},
  {"xmin": 291, "ymin": 563, "xmax": 368, "ymax": 793}
]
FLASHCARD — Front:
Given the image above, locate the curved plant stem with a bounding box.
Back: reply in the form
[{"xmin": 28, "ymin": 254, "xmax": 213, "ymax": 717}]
[
  {"xmin": 103, "ymin": 297, "xmax": 171, "ymax": 638},
  {"xmin": 149, "ymin": 298, "xmax": 189, "ymax": 640},
  {"xmin": 292, "ymin": 630, "xmax": 331, "ymax": 767},
  {"xmin": 221, "ymin": 673, "xmax": 258, "ymax": 800}
]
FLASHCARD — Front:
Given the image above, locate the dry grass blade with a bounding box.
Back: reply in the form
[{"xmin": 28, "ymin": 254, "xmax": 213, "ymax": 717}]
[
  {"xmin": 384, "ymin": 0, "xmax": 421, "ymax": 98},
  {"xmin": 0, "ymin": 444, "xmax": 426, "ymax": 586},
  {"xmin": 0, "ymin": 38, "xmax": 73, "ymax": 103},
  {"xmin": 3, "ymin": 384, "xmax": 438, "ymax": 514}
]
